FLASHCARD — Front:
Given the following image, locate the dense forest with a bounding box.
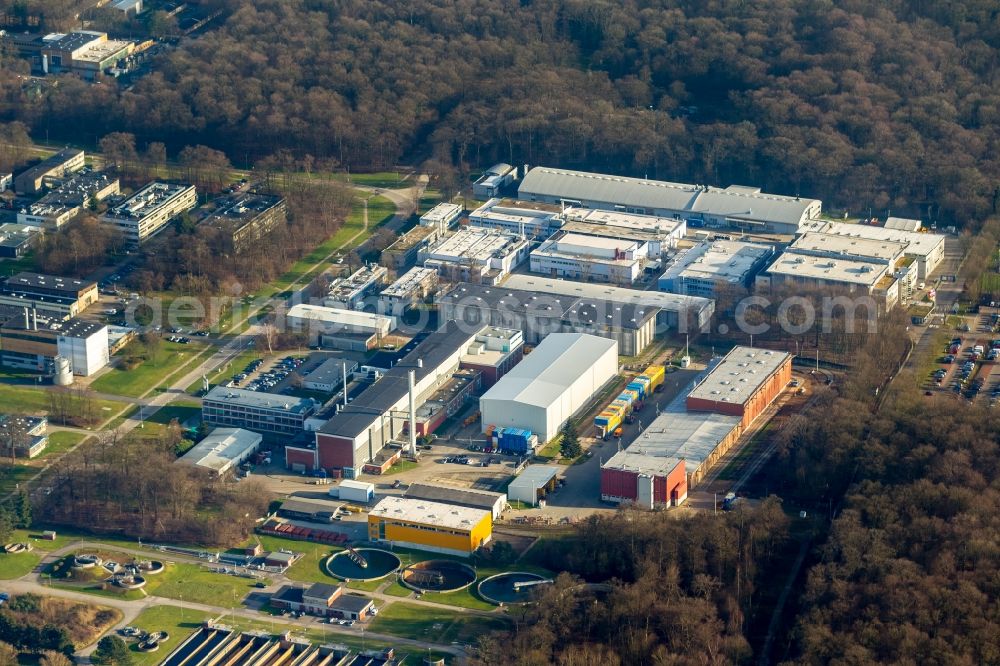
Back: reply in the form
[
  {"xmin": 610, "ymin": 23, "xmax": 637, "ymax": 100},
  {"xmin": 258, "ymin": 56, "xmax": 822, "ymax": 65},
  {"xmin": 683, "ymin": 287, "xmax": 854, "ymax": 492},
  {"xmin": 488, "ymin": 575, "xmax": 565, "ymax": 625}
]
[{"xmin": 3, "ymin": 0, "xmax": 1000, "ymax": 223}]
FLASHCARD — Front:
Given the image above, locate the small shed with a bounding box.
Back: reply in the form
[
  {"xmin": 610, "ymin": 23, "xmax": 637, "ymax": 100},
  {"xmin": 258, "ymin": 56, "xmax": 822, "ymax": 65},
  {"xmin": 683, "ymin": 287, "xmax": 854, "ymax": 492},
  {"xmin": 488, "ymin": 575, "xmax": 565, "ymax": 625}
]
[{"xmin": 507, "ymin": 465, "xmax": 560, "ymax": 506}]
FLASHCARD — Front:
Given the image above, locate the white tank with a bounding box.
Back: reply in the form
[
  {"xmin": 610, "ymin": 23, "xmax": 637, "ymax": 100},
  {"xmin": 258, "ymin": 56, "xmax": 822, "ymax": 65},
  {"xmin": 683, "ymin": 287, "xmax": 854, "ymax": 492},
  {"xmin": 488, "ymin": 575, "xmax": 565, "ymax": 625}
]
[{"xmin": 53, "ymin": 356, "xmax": 73, "ymax": 386}]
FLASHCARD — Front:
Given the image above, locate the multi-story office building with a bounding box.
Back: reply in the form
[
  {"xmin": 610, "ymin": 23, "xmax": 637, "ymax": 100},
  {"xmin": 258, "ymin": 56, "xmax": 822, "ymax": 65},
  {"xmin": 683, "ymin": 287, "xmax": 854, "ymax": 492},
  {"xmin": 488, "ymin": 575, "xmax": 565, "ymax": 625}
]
[
  {"xmin": 658, "ymin": 240, "xmax": 774, "ymax": 299},
  {"xmin": 0, "ymin": 311, "xmax": 108, "ymax": 376},
  {"xmin": 201, "ymin": 386, "xmax": 317, "ymax": 437},
  {"xmin": 100, "ymin": 182, "xmax": 197, "ymax": 245},
  {"xmin": 199, "ymin": 192, "xmax": 286, "ymax": 253},
  {"xmin": 13, "ymin": 148, "xmax": 85, "ymax": 195},
  {"xmin": 17, "ymin": 170, "xmax": 120, "ymax": 231}
]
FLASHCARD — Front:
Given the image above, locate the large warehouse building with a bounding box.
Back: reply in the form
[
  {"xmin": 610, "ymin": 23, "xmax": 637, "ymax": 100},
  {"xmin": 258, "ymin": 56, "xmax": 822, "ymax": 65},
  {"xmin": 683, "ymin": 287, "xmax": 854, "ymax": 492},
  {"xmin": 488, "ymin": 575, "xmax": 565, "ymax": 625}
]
[
  {"xmin": 797, "ymin": 219, "xmax": 945, "ymax": 279},
  {"xmin": 658, "ymin": 240, "xmax": 774, "ymax": 299},
  {"xmin": 518, "ymin": 167, "xmax": 822, "ymax": 235},
  {"xmin": 479, "ymin": 332, "xmax": 617, "ymax": 441},
  {"xmin": 601, "ymin": 346, "xmax": 792, "ymax": 504}
]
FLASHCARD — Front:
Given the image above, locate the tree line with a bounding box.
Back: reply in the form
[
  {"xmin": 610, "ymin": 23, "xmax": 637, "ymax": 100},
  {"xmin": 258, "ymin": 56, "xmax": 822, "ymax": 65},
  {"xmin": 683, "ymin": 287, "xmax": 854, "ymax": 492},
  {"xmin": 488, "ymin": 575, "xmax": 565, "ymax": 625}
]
[{"xmin": 3, "ymin": 1, "xmax": 1000, "ymax": 223}]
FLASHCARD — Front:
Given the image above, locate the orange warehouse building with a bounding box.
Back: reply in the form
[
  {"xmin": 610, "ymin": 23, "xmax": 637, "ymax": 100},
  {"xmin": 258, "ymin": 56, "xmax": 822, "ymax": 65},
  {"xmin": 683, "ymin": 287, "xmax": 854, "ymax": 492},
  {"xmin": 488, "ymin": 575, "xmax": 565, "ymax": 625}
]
[{"xmin": 685, "ymin": 347, "xmax": 792, "ymax": 428}]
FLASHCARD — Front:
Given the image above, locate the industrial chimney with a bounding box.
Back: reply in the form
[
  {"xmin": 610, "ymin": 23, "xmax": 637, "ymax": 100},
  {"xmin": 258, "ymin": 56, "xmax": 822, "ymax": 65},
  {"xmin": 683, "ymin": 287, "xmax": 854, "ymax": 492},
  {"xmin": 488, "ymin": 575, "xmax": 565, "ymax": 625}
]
[
  {"xmin": 407, "ymin": 368, "xmax": 418, "ymax": 457},
  {"xmin": 22, "ymin": 307, "xmax": 29, "ymax": 329},
  {"xmin": 31, "ymin": 308, "xmax": 37, "ymax": 331}
]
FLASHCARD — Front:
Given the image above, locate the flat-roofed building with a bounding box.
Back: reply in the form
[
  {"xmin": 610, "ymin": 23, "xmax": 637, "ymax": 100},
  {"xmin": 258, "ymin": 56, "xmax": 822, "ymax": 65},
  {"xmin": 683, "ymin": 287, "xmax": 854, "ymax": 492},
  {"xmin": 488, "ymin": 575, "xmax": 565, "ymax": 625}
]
[
  {"xmin": 202, "ymin": 386, "xmax": 317, "ymax": 437},
  {"xmin": 17, "ymin": 169, "xmax": 120, "ymax": 231},
  {"xmin": 459, "ymin": 326, "xmax": 523, "ymax": 388},
  {"xmin": 884, "ymin": 216, "xmax": 922, "ymax": 232},
  {"xmin": 473, "ymin": 163, "xmax": 516, "ymax": 200},
  {"xmin": 419, "ymin": 202, "xmax": 462, "ymax": 233},
  {"xmin": 13, "ymin": 148, "xmax": 85, "ymax": 195},
  {"xmin": 368, "ymin": 496, "xmax": 492, "ymax": 556},
  {"xmin": 270, "ymin": 583, "xmax": 374, "ymax": 621},
  {"xmin": 502, "ymin": 274, "xmax": 716, "ymax": 336},
  {"xmin": 301, "ymin": 357, "xmax": 358, "ymax": 393},
  {"xmin": 305, "ymin": 321, "xmax": 478, "ymax": 476},
  {"xmin": 788, "ymin": 232, "xmax": 906, "ymax": 267},
  {"xmin": 380, "ymin": 225, "xmax": 442, "ymax": 271},
  {"xmin": 797, "ymin": 219, "xmax": 946, "ymax": 279},
  {"xmin": 419, "ymin": 228, "xmax": 530, "ymax": 285},
  {"xmin": 601, "ymin": 451, "xmax": 687, "ymax": 508},
  {"xmin": 199, "ymin": 192, "xmax": 286, "ymax": 252},
  {"xmin": 411, "ymin": 369, "xmax": 481, "ymax": 437},
  {"xmin": 686, "ymin": 346, "xmax": 792, "ymax": 428},
  {"xmin": 405, "ymin": 482, "xmax": 507, "ymax": 520},
  {"xmin": 760, "ymin": 252, "xmax": 899, "ymax": 310},
  {"xmin": 438, "ymin": 282, "xmax": 659, "ymax": 356},
  {"xmin": 0, "ymin": 311, "xmax": 108, "ymax": 376},
  {"xmin": 0, "ymin": 224, "xmax": 41, "ymax": 259},
  {"xmin": 467, "ymin": 198, "xmax": 563, "ymax": 239},
  {"xmin": 0, "ymin": 414, "xmax": 48, "ymax": 459},
  {"xmin": 175, "ymin": 427, "xmax": 262, "ymax": 476},
  {"xmin": 519, "ymin": 166, "xmax": 822, "ymax": 235},
  {"xmin": 531, "ymin": 231, "xmax": 649, "ymax": 284},
  {"xmin": 325, "ymin": 265, "xmax": 387, "ymax": 310},
  {"xmin": 561, "ymin": 207, "xmax": 686, "ymax": 254},
  {"xmin": 0, "ymin": 272, "xmax": 98, "ymax": 320},
  {"xmin": 658, "ymin": 240, "xmax": 774, "ymax": 298},
  {"xmin": 507, "ymin": 465, "xmax": 560, "ymax": 506},
  {"xmin": 59, "ymin": 32, "xmax": 133, "ymax": 80},
  {"xmin": 100, "ymin": 182, "xmax": 197, "ymax": 245},
  {"xmin": 377, "ymin": 266, "xmax": 439, "ymax": 317},
  {"xmin": 285, "ymin": 303, "xmax": 395, "ymax": 351},
  {"xmin": 479, "ymin": 333, "xmax": 618, "ymax": 441}
]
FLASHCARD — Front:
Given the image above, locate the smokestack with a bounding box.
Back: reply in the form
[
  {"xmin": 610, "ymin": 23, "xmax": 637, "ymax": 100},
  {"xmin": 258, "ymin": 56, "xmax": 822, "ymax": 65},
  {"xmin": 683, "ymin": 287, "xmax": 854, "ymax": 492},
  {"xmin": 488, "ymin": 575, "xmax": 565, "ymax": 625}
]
[
  {"xmin": 342, "ymin": 361, "xmax": 348, "ymax": 408},
  {"xmin": 22, "ymin": 307, "xmax": 29, "ymax": 329},
  {"xmin": 408, "ymin": 369, "xmax": 417, "ymax": 456},
  {"xmin": 31, "ymin": 308, "xmax": 37, "ymax": 331}
]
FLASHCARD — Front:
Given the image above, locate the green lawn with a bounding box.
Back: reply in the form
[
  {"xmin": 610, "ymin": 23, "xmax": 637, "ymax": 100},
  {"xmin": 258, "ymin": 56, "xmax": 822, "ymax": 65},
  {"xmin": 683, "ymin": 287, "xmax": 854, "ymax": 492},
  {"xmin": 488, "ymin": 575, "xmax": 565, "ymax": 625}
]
[
  {"xmin": 0, "ymin": 383, "xmax": 121, "ymax": 417},
  {"xmin": 92, "ymin": 341, "xmax": 210, "ymax": 398},
  {"xmin": 383, "ymin": 459, "xmax": 418, "ymax": 475},
  {"xmin": 369, "ymin": 602, "xmax": 507, "ymax": 645},
  {"xmin": 253, "ymin": 535, "xmax": 342, "ymax": 585},
  {"xmin": 128, "ymin": 605, "xmax": 214, "ymax": 666},
  {"xmin": 331, "ymin": 171, "xmax": 411, "ymax": 189},
  {"xmin": 0, "ymin": 464, "xmax": 37, "ymax": 495},
  {"xmin": 41, "ymin": 431, "xmax": 90, "ymax": 458},
  {"xmin": 382, "ymin": 580, "xmax": 412, "ymax": 597},
  {"xmin": 0, "ymin": 252, "xmax": 38, "ymax": 275},
  {"xmin": 145, "ymin": 561, "xmax": 269, "ymax": 606},
  {"xmin": 0, "ymin": 550, "xmax": 41, "ymax": 579},
  {"xmin": 137, "ymin": 401, "xmax": 201, "ymax": 437}
]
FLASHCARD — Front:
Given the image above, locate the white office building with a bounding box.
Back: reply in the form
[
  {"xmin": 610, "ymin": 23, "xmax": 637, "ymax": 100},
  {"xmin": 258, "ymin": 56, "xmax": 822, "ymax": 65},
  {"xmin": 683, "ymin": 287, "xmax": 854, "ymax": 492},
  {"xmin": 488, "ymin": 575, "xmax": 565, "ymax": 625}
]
[
  {"xmin": 100, "ymin": 182, "xmax": 197, "ymax": 245},
  {"xmin": 467, "ymin": 198, "xmax": 563, "ymax": 238},
  {"xmin": 419, "ymin": 227, "xmax": 530, "ymax": 285},
  {"xmin": 377, "ymin": 266, "xmax": 438, "ymax": 317},
  {"xmin": 530, "ymin": 232, "xmax": 649, "ymax": 284},
  {"xmin": 325, "ymin": 265, "xmax": 387, "ymax": 310},
  {"xmin": 419, "ymin": 203, "xmax": 463, "ymax": 233},
  {"xmin": 797, "ymin": 220, "xmax": 945, "ymax": 279},
  {"xmin": 658, "ymin": 240, "xmax": 775, "ymax": 298},
  {"xmin": 560, "ymin": 207, "xmax": 687, "ymax": 255},
  {"xmin": 285, "ymin": 303, "xmax": 395, "ymax": 350}
]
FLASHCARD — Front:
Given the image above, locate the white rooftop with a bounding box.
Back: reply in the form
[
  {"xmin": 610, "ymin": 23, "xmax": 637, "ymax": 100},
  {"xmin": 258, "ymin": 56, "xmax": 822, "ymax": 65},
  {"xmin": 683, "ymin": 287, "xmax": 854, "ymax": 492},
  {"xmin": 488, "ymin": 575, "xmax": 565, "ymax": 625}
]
[
  {"xmin": 508, "ymin": 465, "xmax": 560, "ymax": 492},
  {"xmin": 286, "ymin": 303, "xmax": 394, "ymax": 329},
  {"xmin": 788, "ymin": 232, "xmax": 906, "ymax": 263},
  {"xmin": 380, "ymin": 267, "xmax": 438, "ymax": 298},
  {"xmin": 765, "ymin": 252, "xmax": 889, "ymax": 287},
  {"xmin": 175, "ymin": 427, "xmax": 261, "ymax": 473},
  {"xmin": 421, "ymin": 227, "xmax": 524, "ymax": 263},
  {"xmin": 798, "ymin": 220, "xmax": 945, "ymax": 258},
  {"xmin": 369, "ymin": 496, "xmax": 489, "ymax": 530},
  {"xmin": 469, "ymin": 198, "xmax": 563, "ymax": 226},
  {"xmin": 660, "ymin": 240, "xmax": 773, "ymax": 285},
  {"xmin": 479, "ymin": 333, "xmax": 616, "ymax": 410},
  {"xmin": 562, "ymin": 207, "xmax": 685, "ymax": 235},
  {"xmin": 502, "ymin": 274, "xmax": 714, "ymax": 317},
  {"xmin": 687, "ymin": 346, "xmax": 791, "ymax": 406},
  {"xmin": 420, "ymin": 202, "xmax": 462, "ymax": 225},
  {"xmin": 884, "ymin": 216, "xmax": 922, "ymax": 232}
]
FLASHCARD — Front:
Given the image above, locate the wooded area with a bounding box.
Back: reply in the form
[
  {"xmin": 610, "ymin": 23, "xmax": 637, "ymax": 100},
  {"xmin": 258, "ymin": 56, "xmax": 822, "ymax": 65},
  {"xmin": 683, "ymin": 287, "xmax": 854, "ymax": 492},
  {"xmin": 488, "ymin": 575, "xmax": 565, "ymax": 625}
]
[{"xmin": 3, "ymin": 0, "xmax": 1000, "ymax": 222}]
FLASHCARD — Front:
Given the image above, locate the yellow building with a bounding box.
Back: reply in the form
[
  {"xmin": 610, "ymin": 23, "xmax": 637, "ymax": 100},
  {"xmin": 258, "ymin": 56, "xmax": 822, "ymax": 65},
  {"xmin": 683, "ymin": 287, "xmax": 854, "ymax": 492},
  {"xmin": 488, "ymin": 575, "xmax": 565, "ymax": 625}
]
[{"xmin": 367, "ymin": 496, "xmax": 492, "ymax": 557}]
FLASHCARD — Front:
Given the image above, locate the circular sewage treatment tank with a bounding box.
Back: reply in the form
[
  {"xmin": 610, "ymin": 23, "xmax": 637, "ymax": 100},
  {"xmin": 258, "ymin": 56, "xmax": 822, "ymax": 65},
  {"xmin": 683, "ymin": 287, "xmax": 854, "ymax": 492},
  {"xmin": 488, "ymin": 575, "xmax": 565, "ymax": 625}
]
[
  {"xmin": 477, "ymin": 572, "xmax": 550, "ymax": 605},
  {"xmin": 325, "ymin": 548, "xmax": 401, "ymax": 581},
  {"xmin": 400, "ymin": 560, "xmax": 477, "ymax": 593}
]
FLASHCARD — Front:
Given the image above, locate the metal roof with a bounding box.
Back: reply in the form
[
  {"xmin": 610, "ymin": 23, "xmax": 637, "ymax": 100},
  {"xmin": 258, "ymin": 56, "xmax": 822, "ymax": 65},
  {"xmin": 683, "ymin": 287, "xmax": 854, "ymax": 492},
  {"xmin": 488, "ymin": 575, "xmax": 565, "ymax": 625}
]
[
  {"xmin": 519, "ymin": 167, "xmax": 820, "ymax": 226},
  {"xmin": 479, "ymin": 333, "xmax": 616, "ymax": 410},
  {"xmin": 798, "ymin": 220, "xmax": 945, "ymax": 258},
  {"xmin": 788, "ymin": 232, "xmax": 906, "ymax": 263},
  {"xmin": 502, "ymin": 274, "xmax": 714, "ymax": 317},
  {"xmin": 318, "ymin": 321, "xmax": 475, "ymax": 438},
  {"xmin": 175, "ymin": 427, "xmax": 261, "ymax": 473},
  {"xmin": 405, "ymin": 482, "xmax": 506, "ymax": 509},
  {"xmin": 439, "ymin": 281, "xmax": 660, "ymax": 330},
  {"xmin": 508, "ymin": 465, "xmax": 560, "ymax": 492},
  {"xmin": 2, "ymin": 272, "xmax": 95, "ymax": 295},
  {"xmin": 765, "ymin": 252, "xmax": 889, "ymax": 287},
  {"xmin": 687, "ymin": 346, "xmax": 790, "ymax": 406},
  {"xmin": 369, "ymin": 496, "xmax": 489, "ymax": 530},
  {"xmin": 659, "ymin": 240, "xmax": 773, "ymax": 285},
  {"xmin": 203, "ymin": 386, "xmax": 316, "ymax": 415},
  {"xmin": 279, "ymin": 497, "xmax": 342, "ymax": 516},
  {"xmin": 884, "ymin": 216, "xmax": 922, "ymax": 232},
  {"xmin": 286, "ymin": 303, "xmax": 393, "ymax": 330}
]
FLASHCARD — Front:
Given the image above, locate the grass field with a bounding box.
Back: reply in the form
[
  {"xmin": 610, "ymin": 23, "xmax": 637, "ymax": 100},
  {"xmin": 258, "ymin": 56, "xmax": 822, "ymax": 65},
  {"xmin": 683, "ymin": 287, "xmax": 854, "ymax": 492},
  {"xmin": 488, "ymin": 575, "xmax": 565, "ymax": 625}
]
[
  {"xmin": 369, "ymin": 602, "xmax": 507, "ymax": 645},
  {"xmin": 253, "ymin": 535, "xmax": 342, "ymax": 585},
  {"xmin": 137, "ymin": 401, "xmax": 201, "ymax": 437},
  {"xmin": 41, "ymin": 431, "xmax": 90, "ymax": 458},
  {"xmin": 0, "ymin": 550, "xmax": 41, "ymax": 579},
  {"xmin": 0, "ymin": 464, "xmax": 37, "ymax": 495},
  {"xmin": 382, "ymin": 459, "xmax": 418, "ymax": 475},
  {"xmin": 92, "ymin": 341, "xmax": 210, "ymax": 398},
  {"xmin": 0, "ymin": 383, "xmax": 121, "ymax": 417},
  {"xmin": 331, "ymin": 172, "xmax": 411, "ymax": 189},
  {"xmin": 128, "ymin": 605, "xmax": 214, "ymax": 666},
  {"xmin": 147, "ymin": 561, "xmax": 269, "ymax": 606}
]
